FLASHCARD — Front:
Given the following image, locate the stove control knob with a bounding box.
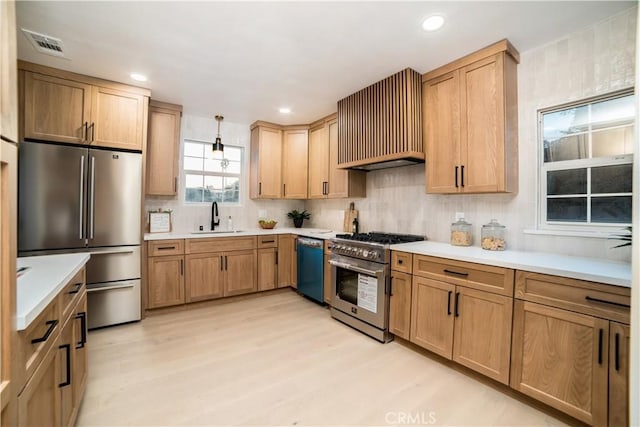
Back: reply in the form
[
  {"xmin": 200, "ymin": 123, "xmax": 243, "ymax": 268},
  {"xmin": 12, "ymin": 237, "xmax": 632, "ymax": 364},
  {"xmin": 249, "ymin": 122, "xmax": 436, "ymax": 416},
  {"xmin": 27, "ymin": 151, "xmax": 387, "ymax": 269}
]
[
  {"xmin": 362, "ymin": 250, "xmax": 369, "ymax": 258},
  {"xmin": 370, "ymin": 252, "xmax": 379, "ymax": 260}
]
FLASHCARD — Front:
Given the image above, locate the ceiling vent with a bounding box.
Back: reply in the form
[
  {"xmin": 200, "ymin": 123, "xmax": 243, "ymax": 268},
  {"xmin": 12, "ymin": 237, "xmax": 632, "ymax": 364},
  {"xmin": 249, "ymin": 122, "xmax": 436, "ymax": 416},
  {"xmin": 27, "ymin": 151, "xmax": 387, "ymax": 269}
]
[{"xmin": 21, "ymin": 29, "xmax": 66, "ymax": 58}]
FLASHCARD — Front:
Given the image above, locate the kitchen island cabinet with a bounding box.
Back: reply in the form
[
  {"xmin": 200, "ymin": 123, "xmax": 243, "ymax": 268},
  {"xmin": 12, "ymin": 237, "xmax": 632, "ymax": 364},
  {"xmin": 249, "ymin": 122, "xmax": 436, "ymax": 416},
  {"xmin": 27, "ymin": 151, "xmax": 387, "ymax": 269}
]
[
  {"xmin": 19, "ymin": 61, "xmax": 149, "ymax": 151},
  {"xmin": 146, "ymin": 100, "xmax": 182, "ymax": 196},
  {"xmin": 423, "ymin": 39, "xmax": 518, "ymax": 194}
]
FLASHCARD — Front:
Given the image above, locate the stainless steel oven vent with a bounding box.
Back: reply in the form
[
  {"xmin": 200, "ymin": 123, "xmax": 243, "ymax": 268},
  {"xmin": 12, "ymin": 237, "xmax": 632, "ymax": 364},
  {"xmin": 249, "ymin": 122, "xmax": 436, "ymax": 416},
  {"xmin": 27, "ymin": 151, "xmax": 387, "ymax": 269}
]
[{"xmin": 21, "ymin": 29, "xmax": 66, "ymax": 58}]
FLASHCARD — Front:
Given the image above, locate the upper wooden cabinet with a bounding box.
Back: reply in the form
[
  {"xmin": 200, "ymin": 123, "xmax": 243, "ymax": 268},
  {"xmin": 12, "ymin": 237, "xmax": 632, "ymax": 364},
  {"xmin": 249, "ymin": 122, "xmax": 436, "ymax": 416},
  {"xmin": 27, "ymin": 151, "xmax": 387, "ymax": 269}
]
[
  {"xmin": 19, "ymin": 61, "xmax": 150, "ymax": 151},
  {"xmin": 281, "ymin": 127, "xmax": 308, "ymax": 199},
  {"xmin": 146, "ymin": 101, "xmax": 182, "ymax": 196},
  {"xmin": 423, "ymin": 39, "xmax": 519, "ymax": 194},
  {"xmin": 250, "ymin": 122, "xmax": 282, "ymax": 199},
  {"xmin": 1, "ymin": 0, "xmax": 18, "ymax": 143},
  {"xmin": 308, "ymin": 114, "xmax": 366, "ymax": 199}
]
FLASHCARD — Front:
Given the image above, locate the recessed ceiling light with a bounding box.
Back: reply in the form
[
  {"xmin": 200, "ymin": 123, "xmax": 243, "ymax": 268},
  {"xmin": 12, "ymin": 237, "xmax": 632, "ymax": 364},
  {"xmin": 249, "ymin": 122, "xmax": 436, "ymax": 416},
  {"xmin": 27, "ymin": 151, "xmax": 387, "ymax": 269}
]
[
  {"xmin": 422, "ymin": 15, "xmax": 445, "ymax": 32},
  {"xmin": 279, "ymin": 107, "xmax": 291, "ymax": 114},
  {"xmin": 130, "ymin": 73, "xmax": 147, "ymax": 82}
]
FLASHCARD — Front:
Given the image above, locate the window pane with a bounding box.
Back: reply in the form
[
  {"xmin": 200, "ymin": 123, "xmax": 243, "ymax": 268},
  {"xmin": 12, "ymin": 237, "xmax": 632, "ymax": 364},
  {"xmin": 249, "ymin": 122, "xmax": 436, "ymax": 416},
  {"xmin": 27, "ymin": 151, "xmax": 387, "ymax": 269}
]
[
  {"xmin": 592, "ymin": 95, "xmax": 635, "ymax": 129},
  {"xmin": 225, "ymin": 161, "xmax": 241, "ymax": 174},
  {"xmin": 543, "ymin": 105, "xmax": 589, "ymax": 139},
  {"xmin": 204, "ymin": 158, "xmax": 224, "ymax": 173},
  {"xmin": 591, "ymin": 196, "xmax": 632, "ymax": 223},
  {"xmin": 184, "ymin": 157, "xmax": 203, "ymax": 171},
  {"xmin": 184, "ymin": 142, "xmax": 204, "ymax": 157},
  {"xmin": 185, "ymin": 174, "xmax": 204, "ymax": 203},
  {"xmin": 547, "ymin": 198, "xmax": 587, "ymax": 222},
  {"xmin": 205, "ymin": 175, "xmax": 223, "ymax": 191},
  {"xmin": 591, "ymin": 164, "xmax": 632, "ymax": 194},
  {"xmin": 544, "ymin": 134, "xmax": 588, "ymax": 162},
  {"xmin": 547, "ymin": 169, "xmax": 587, "ymax": 195},
  {"xmin": 225, "ymin": 147, "xmax": 242, "ymax": 162},
  {"xmin": 592, "ymin": 126, "xmax": 634, "ymax": 158}
]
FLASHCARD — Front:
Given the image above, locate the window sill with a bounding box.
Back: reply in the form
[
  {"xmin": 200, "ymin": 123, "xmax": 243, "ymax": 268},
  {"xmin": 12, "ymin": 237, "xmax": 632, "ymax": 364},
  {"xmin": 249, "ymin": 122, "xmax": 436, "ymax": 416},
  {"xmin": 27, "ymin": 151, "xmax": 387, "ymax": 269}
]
[{"xmin": 523, "ymin": 229, "xmax": 622, "ymax": 239}]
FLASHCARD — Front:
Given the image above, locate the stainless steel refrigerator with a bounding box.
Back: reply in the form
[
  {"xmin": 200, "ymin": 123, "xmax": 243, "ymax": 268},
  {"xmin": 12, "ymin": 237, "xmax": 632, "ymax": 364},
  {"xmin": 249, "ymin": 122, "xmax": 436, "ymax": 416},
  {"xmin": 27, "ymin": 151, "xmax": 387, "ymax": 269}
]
[{"xmin": 18, "ymin": 140, "xmax": 142, "ymax": 329}]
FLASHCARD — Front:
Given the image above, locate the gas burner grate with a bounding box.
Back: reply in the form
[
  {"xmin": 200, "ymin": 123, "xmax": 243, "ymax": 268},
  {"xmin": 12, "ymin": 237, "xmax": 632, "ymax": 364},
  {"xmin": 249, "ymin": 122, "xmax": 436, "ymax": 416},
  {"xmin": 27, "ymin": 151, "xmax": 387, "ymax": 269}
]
[{"xmin": 335, "ymin": 232, "xmax": 425, "ymax": 245}]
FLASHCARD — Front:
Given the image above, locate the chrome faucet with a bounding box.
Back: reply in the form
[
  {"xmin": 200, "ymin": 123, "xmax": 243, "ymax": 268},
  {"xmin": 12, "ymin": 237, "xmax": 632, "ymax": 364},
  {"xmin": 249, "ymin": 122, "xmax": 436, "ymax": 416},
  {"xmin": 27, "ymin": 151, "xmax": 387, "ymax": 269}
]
[{"xmin": 211, "ymin": 201, "xmax": 220, "ymax": 230}]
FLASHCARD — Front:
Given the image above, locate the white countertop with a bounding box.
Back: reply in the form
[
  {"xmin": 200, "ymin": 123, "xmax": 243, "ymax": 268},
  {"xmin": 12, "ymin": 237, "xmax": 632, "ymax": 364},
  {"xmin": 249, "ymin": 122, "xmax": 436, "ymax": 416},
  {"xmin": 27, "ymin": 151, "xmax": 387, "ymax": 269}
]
[
  {"xmin": 144, "ymin": 227, "xmax": 340, "ymax": 241},
  {"xmin": 17, "ymin": 253, "xmax": 90, "ymax": 331},
  {"xmin": 390, "ymin": 241, "xmax": 631, "ymax": 288}
]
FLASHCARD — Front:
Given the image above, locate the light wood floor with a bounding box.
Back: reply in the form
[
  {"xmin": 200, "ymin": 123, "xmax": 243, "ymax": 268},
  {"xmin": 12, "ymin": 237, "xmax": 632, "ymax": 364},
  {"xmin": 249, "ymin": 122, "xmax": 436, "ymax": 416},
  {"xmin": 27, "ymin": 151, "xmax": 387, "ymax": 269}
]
[{"xmin": 77, "ymin": 290, "xmax": 568, "ymax": 426}]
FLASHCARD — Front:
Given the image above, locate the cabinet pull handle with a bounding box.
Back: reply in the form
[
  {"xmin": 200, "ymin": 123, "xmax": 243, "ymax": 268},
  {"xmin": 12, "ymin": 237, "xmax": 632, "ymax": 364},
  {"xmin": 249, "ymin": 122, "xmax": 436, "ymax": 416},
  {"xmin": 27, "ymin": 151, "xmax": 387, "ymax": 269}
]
[
  {"xmin": 59, "ymin": 344, "xmax": 72, "ymax": 387},
  {"xmin": 180, "ymin": 259, "xmax": 184, "ymax": 275},
  {"xmin": 31, "ymin": 319, "xmax": 59, "ymax": 344},
  {"xmin": 447, "ymin": 291, "xmax": 452, "ymax": 315},
  {"xmin": 220, "ymin": 256, "xmax": 224, "ymax": 271},
  {"xmin": 389, "ymin": 277, "xmax": 393, "ymax": 296},
  {"xmin": 68, "ymin": 282, "xmax": 83, "ymax": 295},
  {"xmin": 444, "ymin": 269, "xmax": 468, "ymax": 277},
  {"xmin": 461, "ymin": 165, "xmax": 465, "ymax": 187},
  {"xmin": 225, "ymin": 255, "xmax": 228, "ymax": 271},
  {"xmin": 157, "ymin": 246, "xmax": 176, "ymax": 251},
  {"xmin": 283, "ymin": 183, "xmax": 286, "ymax": 196},
  {"xmin": 615, "ymin": 332, "xmax": 620, "ymax": 371},
  {"xmin": 585, "ymin": 296, "xmax": 630, "ymax": 308},
  {"xmin": 259, "ymin": 182, "xmax": 262, "ymax": 195},
  {"xmin": 397, "ymin": 259, "xmax": 403, "ymax": 265},
  {"xmin": 454, "ymin": 292, "xmax": 460, "ymax": 317},
  {"xmin": 76, "ymin": 312, "xmax": 87, "ymax": 349},
  {"xmin": 455, "ymin": 166, "xmax": 459, "ymax": 188},
  {"xmin": 83, "ymin": 122, "xmax": 88, "ymax": 142},
  {"xmin": 275, "ymin": 251, "xmax": 278, "ymax": 265},
  {"xmin": 262, "ymin": 240, "xmax": 275, "ymax": 244},
  {"xmin": 598, "ymin": 328, "xmax": 604, "ymax": 365},
  {"xmin": 90, "ymin": 122, "xmax": 95, "ymax": 142},
  {"xmin": 174, "ymin": 177, "xmax": 177, "ymax": 192}
]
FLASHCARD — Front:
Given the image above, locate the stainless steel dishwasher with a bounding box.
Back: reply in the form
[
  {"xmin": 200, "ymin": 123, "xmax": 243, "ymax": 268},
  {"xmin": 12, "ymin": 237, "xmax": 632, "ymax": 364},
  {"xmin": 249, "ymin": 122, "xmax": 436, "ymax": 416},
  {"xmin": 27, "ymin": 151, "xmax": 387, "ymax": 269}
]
[{"xmin": 296, "ymin": 237, "xmax": 324, "ymax": 303}]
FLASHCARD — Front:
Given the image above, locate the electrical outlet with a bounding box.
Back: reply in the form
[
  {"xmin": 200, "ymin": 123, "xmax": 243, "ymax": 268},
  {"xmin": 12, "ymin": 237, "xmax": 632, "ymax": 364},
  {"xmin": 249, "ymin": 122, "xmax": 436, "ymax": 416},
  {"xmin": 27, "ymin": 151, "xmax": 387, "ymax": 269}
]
[{"xmin": 455, "ymin": 212, "xmax": 465, "ymax": 221}]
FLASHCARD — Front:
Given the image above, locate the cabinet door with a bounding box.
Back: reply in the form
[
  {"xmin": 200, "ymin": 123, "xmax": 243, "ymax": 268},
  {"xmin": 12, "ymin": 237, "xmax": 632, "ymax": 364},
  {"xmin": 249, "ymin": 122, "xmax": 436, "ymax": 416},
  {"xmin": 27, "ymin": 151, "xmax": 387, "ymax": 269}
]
[
  {"xmin": 307, "ymin": 125, "xmax": 328, "ymax": 199},
  {"xmin": 90, "ymin": 86, "xmax": 146, "ymax": 151},
  {"xmin": 389, "ymin": 271, "xmax": 412, "ymax": 340},
  {"xmin": 18, "ymin": 342, "xmax": 59, "ymax": 427},
  {"xmin": 452, "ymin": 286, "xmax": 512, "ymax": 384},
  {"xmin": 147, "ymin": 255, "xmax": 185, "ymax": 308},
  {"xmin": 1, "ymin": 0, "xmax": 18, "ymax": 143},
  {"xmin": 609, "ymin": 322, "xmax": 630, "ymax": 427},
  {"xmin": 72, "ymin": 295, "xmax": 87, "ymax": 411},
  {"xmin": 424, "ymin": 71, "xmax": 460, "ymax": 194},
  {"xmin": 510, "ymin": 300, "xmax": 608, "ymax": 425},
  {"xmin": 257, "ymin": 248, "xmax": 277, "ymax": 291},
  {"xmin": 23, "ymin": 72, "xmax": 91, "ymax": 144},
  {"xmin": 58, "ymin": 316, "xmax": 74, "ymax": 427},
  {"xmin": 459, "ymin": 54, "xmax": 505, "ymax": 193},
  {"xmin": 185, "ymin": 253, "xmax": 223, "ymax": 303},
  {"xmin": 410, "ymin": 276, "xmax": 455, "ymax": 358},
  {"xmin": 281, "ymin": 129, "xmax": 308, "ymax": 199},
  {"xmin": 146, "ymin": 103, "xmax": 181, "ymax": 196},
  {"xmin": 277, "ymin": 235, "xmax": 295, "ymax": 288},
  {"xmin": 251, "ymin": 126, "xmax": 281, "ymax": 199},
  {"xmin": 224, "ymin": 250, "xmax": 257, "ymax": 297}
]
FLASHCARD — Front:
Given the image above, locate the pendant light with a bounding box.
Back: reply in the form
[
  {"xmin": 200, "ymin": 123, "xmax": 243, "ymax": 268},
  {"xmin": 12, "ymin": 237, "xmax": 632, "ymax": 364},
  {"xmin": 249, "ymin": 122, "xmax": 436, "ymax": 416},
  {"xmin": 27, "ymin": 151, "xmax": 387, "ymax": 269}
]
[{"xmin": 212, "ymin": 115, "xmax": 224, "ymax": 159}]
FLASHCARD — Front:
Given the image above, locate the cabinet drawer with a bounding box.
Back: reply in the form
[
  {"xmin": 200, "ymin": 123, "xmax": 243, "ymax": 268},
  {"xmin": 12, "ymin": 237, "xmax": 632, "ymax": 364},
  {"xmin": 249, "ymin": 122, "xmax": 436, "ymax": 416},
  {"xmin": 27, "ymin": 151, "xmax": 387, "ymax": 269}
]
[
  {"xmin": 19, "ymin": 298, "xmax": 60, "ymax": 388},
  {"xmin": 148, "ymin": 239, "xmax": 184, "ymax": 256},
  {"xmin": 186, "ymin": 236, "xmax": 256, "ymax": 254},
  {"xmin": 515, "ymin": 270, "xmax": 630, "ymax": 324},
  {"xmin": 413, "ymin": 255, "xmax": 514, "ymax": 296},
  {"xmin": 391, "ymin": 251, "xmax": 412, "ymax": 273},
  {"xmin": 257, "ymin": 235, "xmax": 278, "ymax": 249},
  {"xmin": 59, "ymin": 267, "xmax": 86, "ymax": 321}
]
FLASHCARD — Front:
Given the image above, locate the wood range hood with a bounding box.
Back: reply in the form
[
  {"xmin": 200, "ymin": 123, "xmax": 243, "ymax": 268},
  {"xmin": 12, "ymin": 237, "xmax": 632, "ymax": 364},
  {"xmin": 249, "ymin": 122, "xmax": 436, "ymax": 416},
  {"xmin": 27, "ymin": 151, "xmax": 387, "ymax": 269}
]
[{"xmin": 337, "ymin": 68, "xmax": 423, "ymax": 171}]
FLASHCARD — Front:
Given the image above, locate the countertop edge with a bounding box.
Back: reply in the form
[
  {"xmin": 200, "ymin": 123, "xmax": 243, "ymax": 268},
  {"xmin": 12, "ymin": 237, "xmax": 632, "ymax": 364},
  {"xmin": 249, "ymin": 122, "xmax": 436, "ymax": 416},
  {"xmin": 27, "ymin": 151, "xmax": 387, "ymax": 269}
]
[
  {"xmin": 144, "ymin": 228, "xmax": 338, "ymax": 241},
  {"xmin": 16, "ymin": 253, "xmax": 91, "ymax": 331}
]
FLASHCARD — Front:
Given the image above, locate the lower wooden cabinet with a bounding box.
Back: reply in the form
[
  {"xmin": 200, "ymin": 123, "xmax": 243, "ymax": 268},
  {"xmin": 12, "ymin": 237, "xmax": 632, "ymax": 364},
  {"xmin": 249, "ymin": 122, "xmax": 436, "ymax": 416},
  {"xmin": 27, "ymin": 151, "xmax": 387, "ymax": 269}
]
[
  {"xmin": 18, "ymin": 341, "xmax": 59, "ymax": 427},
  {"xmin": 224, "ymin": 250, "xmax": 257, "ymax": 297},
  {"xmin": 147, "ymin": 255, "xmax": 185, "ymax": 308},
  {"xmin": 72, "ymin": 296, "xmax": 88, "ymax": 411},
  {"xmin": 277, "ymin": 235, "xmax": 297, "ymax": 288},
  {"xmin": 609, "ymin": 322, "xmax": 630, "ymax": 427},
  {"xmin": 389, "ymin": 271, "xmax": 412, "ymax": 340},
  {"xmin": 257, "ymin": 248, "xmax": 277, "ymax": 291},
  {"xmin": 185, "ymin": 254, "xmax": 224, "ymax": 302},
  {"xmin": 59, "ymin": 316, "xmax": 74, "ymax": 427},
  {"xmin": 410, "ymin": 276, "xmax": 512, "ymax": 384}
]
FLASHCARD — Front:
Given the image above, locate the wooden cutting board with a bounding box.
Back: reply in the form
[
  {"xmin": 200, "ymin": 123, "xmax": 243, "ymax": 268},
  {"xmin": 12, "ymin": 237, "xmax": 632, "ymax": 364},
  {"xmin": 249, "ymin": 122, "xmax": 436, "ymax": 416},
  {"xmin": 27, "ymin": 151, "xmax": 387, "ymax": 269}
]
[{"xmin": 343, "ymin": 203, "xmax": 359, "ymax": 232}]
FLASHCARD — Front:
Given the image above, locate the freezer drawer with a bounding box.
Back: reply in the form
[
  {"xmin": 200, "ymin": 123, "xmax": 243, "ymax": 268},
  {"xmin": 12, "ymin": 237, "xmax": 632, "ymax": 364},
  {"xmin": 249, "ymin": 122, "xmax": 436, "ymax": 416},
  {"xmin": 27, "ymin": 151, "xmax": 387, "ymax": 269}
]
[
  {"xmin": 86, "ymin": 245, "xmax": 141, "ymax": 284},
  {"xmin": 87, "ymin": 279, "xmax": 141, "ymax": 329}
]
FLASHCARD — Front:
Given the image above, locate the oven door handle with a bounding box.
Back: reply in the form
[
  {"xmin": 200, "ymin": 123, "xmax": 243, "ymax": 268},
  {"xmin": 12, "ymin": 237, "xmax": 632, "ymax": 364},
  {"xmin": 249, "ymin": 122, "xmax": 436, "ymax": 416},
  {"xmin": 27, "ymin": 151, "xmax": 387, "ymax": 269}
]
[{"xmin": 328, "ymin": 260, "xmax": 384, "ymax": 277}]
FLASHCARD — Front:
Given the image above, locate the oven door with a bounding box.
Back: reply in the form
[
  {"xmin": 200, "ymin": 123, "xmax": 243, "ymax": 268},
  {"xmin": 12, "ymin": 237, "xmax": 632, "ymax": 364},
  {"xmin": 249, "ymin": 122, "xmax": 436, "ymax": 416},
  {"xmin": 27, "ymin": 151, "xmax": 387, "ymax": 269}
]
[{"xmin": 329, "ymin": 254, "xmax": 389, "ymax": 329}]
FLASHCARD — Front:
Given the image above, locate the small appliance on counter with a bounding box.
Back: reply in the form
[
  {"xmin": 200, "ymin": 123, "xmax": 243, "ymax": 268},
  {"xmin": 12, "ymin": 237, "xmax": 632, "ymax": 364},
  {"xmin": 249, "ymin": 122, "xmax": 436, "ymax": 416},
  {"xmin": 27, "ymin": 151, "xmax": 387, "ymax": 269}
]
[{"xmin": 329, "ymin": 232, "xmax": 425, "ymax": 342}]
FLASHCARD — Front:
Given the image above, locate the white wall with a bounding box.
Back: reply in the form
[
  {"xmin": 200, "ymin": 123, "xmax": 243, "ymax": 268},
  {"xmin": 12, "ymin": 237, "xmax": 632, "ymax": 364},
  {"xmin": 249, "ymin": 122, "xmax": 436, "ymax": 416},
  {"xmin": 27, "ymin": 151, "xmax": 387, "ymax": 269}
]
[
  {"xmin": 306, "ymin": 7, "xmax": 637, "ymax": 262},
  {"xmin": 145, "ymin": 114, "xmax": 303, "ymax": 232}
]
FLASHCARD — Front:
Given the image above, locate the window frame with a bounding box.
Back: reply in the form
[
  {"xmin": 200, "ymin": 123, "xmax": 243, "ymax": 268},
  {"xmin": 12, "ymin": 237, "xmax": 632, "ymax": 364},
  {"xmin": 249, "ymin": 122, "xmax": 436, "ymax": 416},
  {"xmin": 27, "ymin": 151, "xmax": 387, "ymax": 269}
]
[
  {"xmin": 182, "ymin": 138, "xmax": 244, "ymax": 206},
  {"xmin": 537, "ymin": 88, "xmax": 634, "ymax": 232}
]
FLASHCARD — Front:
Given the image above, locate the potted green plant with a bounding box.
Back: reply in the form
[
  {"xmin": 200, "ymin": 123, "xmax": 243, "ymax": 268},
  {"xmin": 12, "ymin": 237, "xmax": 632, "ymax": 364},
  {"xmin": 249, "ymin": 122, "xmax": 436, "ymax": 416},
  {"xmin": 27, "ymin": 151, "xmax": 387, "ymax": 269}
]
[{"xmin": 287, "ymin": 209, "xmax": 310, "ymax": 228}]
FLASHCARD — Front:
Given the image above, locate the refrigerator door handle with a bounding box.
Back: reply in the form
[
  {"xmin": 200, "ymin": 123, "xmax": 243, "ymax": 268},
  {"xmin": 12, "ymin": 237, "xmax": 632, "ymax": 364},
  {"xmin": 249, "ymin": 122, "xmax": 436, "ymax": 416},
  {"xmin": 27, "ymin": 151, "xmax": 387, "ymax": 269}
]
[
  {"xmin": 79, "ymin": 155, "xmax": 85, "ymax": 239},
  {"xmin": 89, "ymin": 156, "xmax": 96, "ymax": 240}
]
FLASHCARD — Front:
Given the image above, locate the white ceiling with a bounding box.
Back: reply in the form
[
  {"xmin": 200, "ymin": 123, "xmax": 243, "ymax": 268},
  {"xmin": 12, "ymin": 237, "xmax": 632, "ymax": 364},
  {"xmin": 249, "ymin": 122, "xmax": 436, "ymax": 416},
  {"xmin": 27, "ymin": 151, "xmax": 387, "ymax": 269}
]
[{"xmin": 16, "ymin": 1, "xmax": 636, "ymax": 125}]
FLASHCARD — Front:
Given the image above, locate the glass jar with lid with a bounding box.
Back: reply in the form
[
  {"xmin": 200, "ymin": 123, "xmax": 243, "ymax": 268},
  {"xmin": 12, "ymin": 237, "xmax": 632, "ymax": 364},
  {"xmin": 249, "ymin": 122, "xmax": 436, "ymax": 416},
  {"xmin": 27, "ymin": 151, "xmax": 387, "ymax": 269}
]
[
  {"xmin": 481, "ymin": 219, "xmax": 506, "ymax": 251},
  {"xmin": 450, "ymin": 218, "xmax": 473, "ymax": 246}
]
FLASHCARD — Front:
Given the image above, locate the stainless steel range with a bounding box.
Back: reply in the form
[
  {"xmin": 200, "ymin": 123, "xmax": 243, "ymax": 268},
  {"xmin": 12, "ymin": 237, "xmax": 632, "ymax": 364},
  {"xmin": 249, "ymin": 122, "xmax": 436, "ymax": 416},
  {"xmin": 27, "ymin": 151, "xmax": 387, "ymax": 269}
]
[{"xmin": 329, "ymin": 232, "xmax": 425, "ymax": 342}]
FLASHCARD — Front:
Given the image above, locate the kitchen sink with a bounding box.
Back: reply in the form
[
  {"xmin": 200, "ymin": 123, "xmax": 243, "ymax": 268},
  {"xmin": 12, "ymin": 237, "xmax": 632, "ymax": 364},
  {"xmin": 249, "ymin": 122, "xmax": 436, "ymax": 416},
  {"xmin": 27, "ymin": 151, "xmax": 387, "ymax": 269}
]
[{"xmin": 190, "ymin": 230, "xmax": 244, "ymax": 234}]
